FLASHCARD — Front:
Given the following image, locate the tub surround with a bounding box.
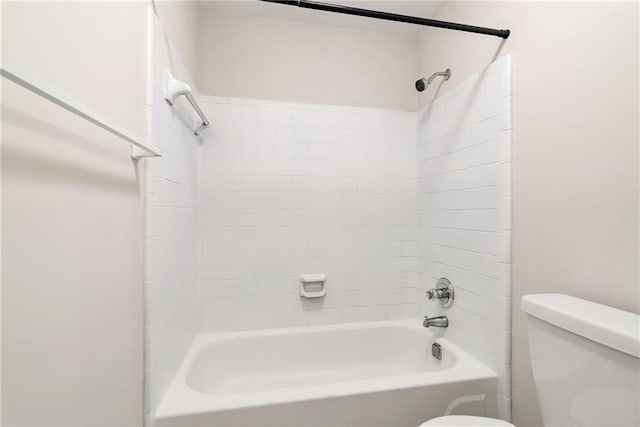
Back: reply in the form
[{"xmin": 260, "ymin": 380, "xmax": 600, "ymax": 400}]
[
  {"xmin": 417, "ymin": 55, "xmax": 513, "ymax": 419},
  {"xmin": 147, "ymin": 50, "xmax": 513, "ymax": 424},
  {"xmin": 143, "ymin": 8, "xmax": 202, "ymax": 424},
  {"xmin": 199, "ymin": 98, "xmax": 419, "ymax": 331}
]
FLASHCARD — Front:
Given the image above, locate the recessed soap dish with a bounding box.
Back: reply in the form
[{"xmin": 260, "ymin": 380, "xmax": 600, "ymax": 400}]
[{"xmin": 300, "ymin": 274, "xmax": 326, "ymax": 298}]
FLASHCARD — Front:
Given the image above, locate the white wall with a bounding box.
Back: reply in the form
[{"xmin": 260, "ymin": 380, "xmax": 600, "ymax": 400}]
[
  {"xmin": 196, "ymin": 10, "xmax": 418, "ymax": 111},
  {"xmin": 143, "ymin": 9, "xmax": 201, "ymax": 426},
  {"xmin": 417, "ymin": 55, "xmax": 512, "ymax": 420},
  {"xmin": 1, "ymin": 1, "xmax": 147, "ymax": 137},
  {"xmin": 152, "ymin": 0, "xmax": 200, "ymax": 83},
  {"xmin": 417, "ymin": 2, "xmax": 639, "ymax": 426},
  {"xmin": 199, "ymin": 97, "xmax": 418, "ymax": 331},
  {"xmin": 1, "ymin": 1, "xmax": 147, "ymax": 425}
]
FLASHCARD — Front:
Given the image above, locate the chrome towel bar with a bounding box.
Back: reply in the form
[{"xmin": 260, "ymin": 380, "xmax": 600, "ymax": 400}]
[{"xmin": 164, "ymin": 70, "xmax": 210, "ymax": 136}]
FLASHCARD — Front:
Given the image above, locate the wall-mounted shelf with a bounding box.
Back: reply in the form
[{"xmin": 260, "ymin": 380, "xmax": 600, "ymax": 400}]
[{"xmin": 0, "ymin": 63, "xmax": 161, "ymax": 159}]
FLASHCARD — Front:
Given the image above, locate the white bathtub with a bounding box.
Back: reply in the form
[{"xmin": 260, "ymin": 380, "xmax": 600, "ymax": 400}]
[{"xmin": 155, "ymin": 320, "xmax": 497, "ymax": 426}]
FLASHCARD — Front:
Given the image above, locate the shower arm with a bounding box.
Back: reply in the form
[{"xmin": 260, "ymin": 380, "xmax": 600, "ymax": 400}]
[{"xmin": 427, "ymin": 69, "xmax": 451, "ymax": 85}]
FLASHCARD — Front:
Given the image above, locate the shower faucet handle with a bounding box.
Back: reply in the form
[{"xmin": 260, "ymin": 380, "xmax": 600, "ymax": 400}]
[
  {"xmin": 426, "ymin": 287, "xmax": 450, "ymax": 300},
  {"xmin": 425, "ymin": 278, "xmax": 455, "ymax": 308}
]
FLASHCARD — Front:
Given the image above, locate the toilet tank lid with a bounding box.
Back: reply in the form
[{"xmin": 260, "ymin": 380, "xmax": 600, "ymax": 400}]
[{"xmin": 522, "ymin": 294, "xmax": 640, "ymax": 358}]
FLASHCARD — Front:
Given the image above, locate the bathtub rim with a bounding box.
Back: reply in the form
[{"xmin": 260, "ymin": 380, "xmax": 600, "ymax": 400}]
[{"xmin": 154, "ymin": 319, "xmax": 497, "ymax": 421}]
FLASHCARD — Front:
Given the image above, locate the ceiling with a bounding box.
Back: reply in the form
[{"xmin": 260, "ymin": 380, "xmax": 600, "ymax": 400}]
[{"xmin": 199, "ymin": 1, "xmax": 445, "ymax": 35}]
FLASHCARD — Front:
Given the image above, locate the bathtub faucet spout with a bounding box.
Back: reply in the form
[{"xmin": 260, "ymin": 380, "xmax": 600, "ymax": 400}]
[{"xmin": 423, "ymin": 315, "xmax": 448, "ymax": 328}]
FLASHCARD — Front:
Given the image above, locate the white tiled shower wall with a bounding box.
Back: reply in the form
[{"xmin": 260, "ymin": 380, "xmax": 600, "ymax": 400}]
[
  {"xmin": 417, "ymin": 55, "xmax": 513, "ymax": 420},
  {"xmin": 142, "ymin": 8, "xmax": 201, "ymax": 425},
  {"xmin": 198, "ymin": 98, "xmax": 419, "ymax": 332}
]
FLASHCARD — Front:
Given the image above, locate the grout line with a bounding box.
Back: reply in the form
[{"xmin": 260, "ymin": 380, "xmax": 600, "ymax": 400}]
[
  {"xmin": 424, "ymin": 184, "xmax": 500, "ymax": 195},
  {"xmin": 418, "ymin": 160, "xmax": 501, "ymax": 178},
  {"xmin": 430, "ymin": 226, "xmax": 500, "ymax": 234},
  {"xmin": 430, "ymin": 242, "xmax": 500, "ymax": 257},
  {"xmin": 431, "ymin": 260, "xmax": 500, "ymax": 281}
]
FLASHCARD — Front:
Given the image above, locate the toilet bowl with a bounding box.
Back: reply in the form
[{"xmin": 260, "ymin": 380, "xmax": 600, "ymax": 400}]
[{"xmin": 419, "ymin": 415, "xmax": 514, "ymax": 426}]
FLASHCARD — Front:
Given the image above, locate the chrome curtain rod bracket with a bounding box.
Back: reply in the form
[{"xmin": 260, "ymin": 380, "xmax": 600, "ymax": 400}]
[
  {"xmin": 259, "ymin": 0, "xmax": 510, "ymax": 39},
  {"xmin": 164, "ymin": 69, "xmax": 210, "ymax": 136}
]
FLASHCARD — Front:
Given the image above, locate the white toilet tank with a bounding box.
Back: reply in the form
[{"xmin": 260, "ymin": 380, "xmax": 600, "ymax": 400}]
[{"xmin": 522, "ymin": 294, "xmax": 640, "ymax": 427}]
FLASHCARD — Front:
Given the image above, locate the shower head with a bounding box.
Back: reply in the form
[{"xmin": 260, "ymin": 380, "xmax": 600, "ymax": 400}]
[{"xmin": 415, "ymin": 68, "xmax": 452, "ymax": 92}]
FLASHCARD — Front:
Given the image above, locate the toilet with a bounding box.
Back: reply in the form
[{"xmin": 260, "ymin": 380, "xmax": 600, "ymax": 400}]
[
  {"xmin": 420, "ymin": 415, "xmax": 513, "ymax": 426},
  {"xmin": 420, "ymin": 293, "xmax": 640, "ymax": 427}
]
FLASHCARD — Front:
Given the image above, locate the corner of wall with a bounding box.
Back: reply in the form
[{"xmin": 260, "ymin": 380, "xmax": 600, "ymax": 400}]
[{"xmin": 143, "ymin": 7, "xmax": 202, "ymax": 425}]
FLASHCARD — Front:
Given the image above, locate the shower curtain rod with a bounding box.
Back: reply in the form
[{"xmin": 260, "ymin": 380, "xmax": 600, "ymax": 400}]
[{"xmin": 259, "ymin": 0, "xmax": 510, "ymax": 39}]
